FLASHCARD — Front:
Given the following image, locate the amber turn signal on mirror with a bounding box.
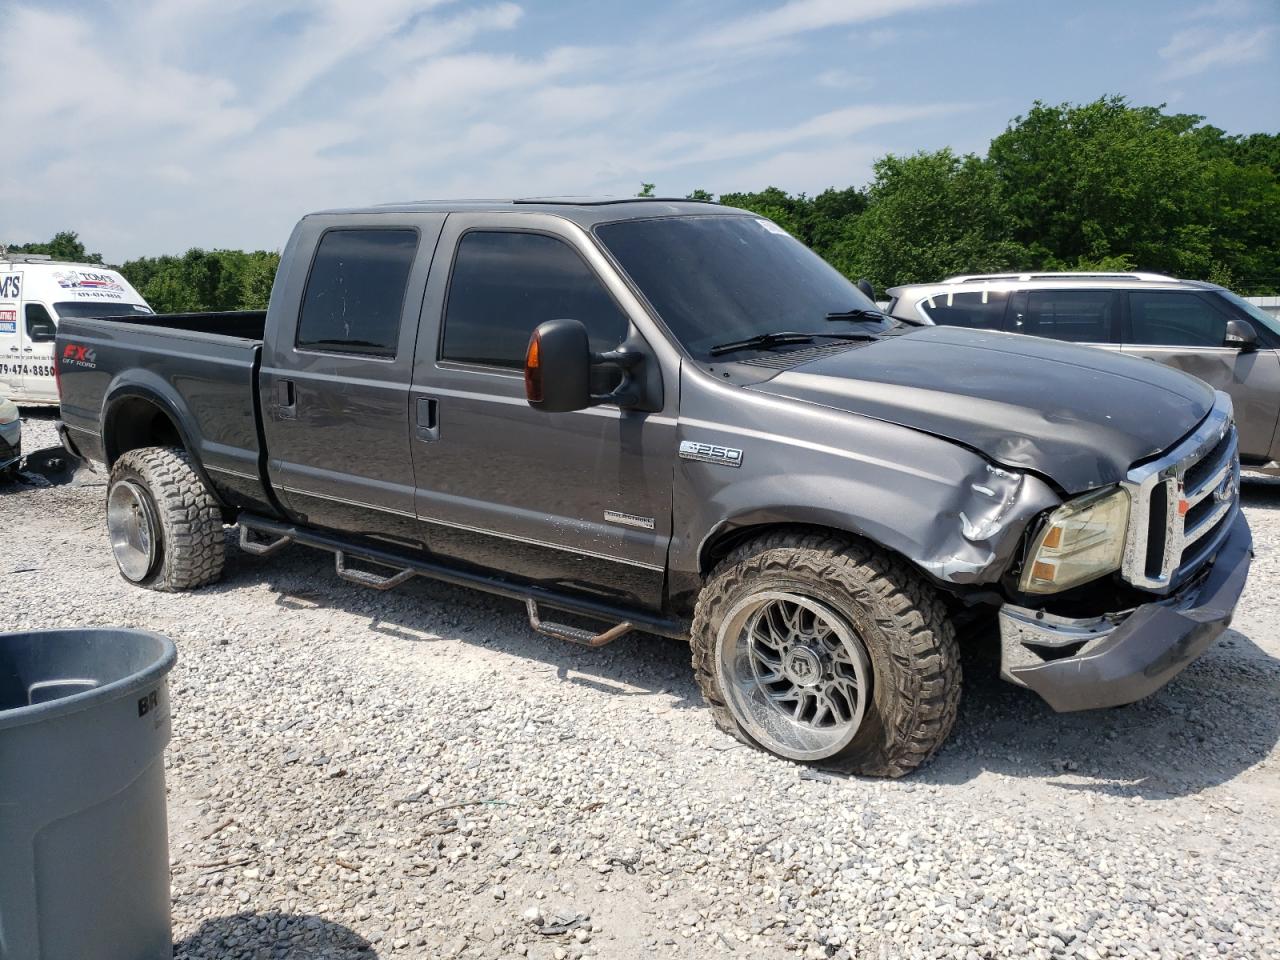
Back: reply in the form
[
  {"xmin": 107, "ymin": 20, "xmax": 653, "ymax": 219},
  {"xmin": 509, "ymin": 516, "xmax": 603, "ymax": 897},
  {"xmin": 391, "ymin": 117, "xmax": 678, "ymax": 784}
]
[{"xmin": 524, "ymin": 331, "xmax": 543, "ymax": 404}]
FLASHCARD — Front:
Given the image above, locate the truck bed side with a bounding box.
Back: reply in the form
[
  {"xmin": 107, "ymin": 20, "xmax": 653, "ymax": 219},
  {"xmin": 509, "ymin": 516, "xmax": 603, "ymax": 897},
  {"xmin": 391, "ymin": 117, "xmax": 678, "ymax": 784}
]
[{"xmin": 56, "ymin": 312, "xmax": 279, "ymax": 516}]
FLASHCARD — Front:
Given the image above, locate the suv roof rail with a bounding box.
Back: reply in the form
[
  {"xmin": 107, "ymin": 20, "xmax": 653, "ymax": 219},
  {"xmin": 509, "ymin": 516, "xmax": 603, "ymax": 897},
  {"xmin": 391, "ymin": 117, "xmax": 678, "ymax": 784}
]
[{"xmin": 943, "ymin": 271, "xmax": 1178, "ymax": 283}]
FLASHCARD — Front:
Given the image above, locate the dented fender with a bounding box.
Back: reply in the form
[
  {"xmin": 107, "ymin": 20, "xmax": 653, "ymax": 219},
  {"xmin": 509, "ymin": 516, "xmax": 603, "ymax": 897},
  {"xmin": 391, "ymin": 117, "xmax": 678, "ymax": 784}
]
[{"xmin": 669, "ymin": 364, "xmax": 1062, "ymax": 603}]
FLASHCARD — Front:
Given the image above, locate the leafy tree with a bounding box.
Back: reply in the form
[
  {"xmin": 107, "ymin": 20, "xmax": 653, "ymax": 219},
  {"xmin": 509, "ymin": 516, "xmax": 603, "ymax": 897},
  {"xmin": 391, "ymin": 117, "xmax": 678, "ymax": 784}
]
[
  {"xmin": 686, "ymin": 188, "xmax": 715, "ymax": 201},
  {"xmin": 636, "ymin": 182, "xmax": 655, "ymax": 197},
  {"xmin": 119, "ymin": 248, "xmax": 281, "ymax": 312},
  {"xmin": 989, "ymin": 97, "xmax": 1199, "ymax": 271},
  {"xmin": 4, "ymin": 231, "xmax": 104, "ymax": 264},
  {"xmin": 834, "ymin": 149, "xmax": 1025, "ymax": 290}
]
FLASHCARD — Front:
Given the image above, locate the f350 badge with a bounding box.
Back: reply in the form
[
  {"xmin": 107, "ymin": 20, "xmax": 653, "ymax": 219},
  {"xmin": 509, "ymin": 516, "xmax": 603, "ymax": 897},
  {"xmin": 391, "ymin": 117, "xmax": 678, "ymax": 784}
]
[{"xmin": 679, "ymin": 440, "xmax": 743, "ymax": 468}]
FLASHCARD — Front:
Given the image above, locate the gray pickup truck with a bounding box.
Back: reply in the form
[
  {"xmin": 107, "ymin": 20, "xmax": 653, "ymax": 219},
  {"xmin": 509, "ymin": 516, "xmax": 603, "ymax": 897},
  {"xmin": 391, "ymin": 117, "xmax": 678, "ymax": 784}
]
[{"xmin": 56, "ymin": 198, "xmax": 1252, "ymax": 777}]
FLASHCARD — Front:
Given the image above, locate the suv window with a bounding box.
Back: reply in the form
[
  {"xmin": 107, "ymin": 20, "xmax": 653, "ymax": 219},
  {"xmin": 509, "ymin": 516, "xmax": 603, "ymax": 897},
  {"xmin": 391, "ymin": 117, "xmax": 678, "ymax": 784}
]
[
  {"xmin": 297, "ymin": 229, "xmax": 418, "ymax": 357},
  {"xmin": 1022, "ymin": 290, "xmax": 1114, "ymax": 342},
  {"xmin": 442, "ymin": 231, "xmax": 628, "ymax": 368},
  {"xmin": 1128, "ymin": 291, "xmax": 1228, "ymax": 347},
  {"xmin": 918, "ymin": 290, "xmax": 1009, "ymax": 330}
]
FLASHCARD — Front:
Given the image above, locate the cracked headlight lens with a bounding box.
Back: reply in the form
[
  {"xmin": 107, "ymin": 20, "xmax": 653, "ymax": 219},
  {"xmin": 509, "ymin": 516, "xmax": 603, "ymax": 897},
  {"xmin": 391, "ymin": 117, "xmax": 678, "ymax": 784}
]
[{"xmin": 1019, "ymin": 486, "xmax": 1130, "ymax": 594}]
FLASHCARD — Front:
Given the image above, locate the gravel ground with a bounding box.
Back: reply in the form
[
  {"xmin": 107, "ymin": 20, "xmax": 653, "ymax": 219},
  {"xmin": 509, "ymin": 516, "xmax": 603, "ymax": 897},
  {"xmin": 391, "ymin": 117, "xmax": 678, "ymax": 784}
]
[{"xmin": 2, "ymin": 409, "xmax": 1278, "ymax": 960}]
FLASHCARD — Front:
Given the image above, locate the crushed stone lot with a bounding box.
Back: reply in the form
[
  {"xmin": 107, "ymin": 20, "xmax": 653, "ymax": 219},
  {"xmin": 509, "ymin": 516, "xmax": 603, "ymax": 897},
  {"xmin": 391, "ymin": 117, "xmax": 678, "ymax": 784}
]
[{"xmin": 2, "ymin": 411, "xmax": 1278, "ymax": 960}]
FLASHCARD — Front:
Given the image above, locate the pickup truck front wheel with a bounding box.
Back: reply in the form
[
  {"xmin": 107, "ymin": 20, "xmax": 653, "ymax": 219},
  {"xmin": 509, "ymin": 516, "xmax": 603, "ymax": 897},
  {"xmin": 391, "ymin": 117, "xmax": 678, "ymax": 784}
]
[
  {"xmin": 691, "ymin": 531, "xmax": 961, "ymax": 777},
  {"xmin": 106, "ymin": 447, "xmax": 224, "ymax": 591}
]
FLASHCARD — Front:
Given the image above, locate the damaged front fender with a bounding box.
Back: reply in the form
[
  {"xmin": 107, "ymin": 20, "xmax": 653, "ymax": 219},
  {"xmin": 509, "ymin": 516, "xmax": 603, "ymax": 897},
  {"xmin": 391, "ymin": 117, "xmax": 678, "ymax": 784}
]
[{"xmin": 917, "ymin": 463, "xmax": 1059, "ymax": 584}]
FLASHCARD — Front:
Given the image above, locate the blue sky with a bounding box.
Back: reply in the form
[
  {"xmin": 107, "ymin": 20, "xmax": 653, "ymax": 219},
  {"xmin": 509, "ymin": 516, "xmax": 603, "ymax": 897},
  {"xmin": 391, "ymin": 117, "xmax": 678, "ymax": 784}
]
[{"xmin": 3, "ymin": 0, "xmax": 1278, "ymax": 262}]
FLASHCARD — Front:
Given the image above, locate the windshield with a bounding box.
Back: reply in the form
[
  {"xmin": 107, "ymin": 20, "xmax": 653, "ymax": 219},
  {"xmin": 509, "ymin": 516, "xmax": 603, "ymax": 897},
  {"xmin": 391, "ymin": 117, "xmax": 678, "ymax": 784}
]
[
  {"xmin": 1215, "ymin": 288, "xmax": 1280, "ymax": 338},
  {"xmin": 54, "ymin": 301, "xmax": 153, "ymax": 319},
  {"xmin": 595, "ymin": 215, "xmax": 892, "ymax": 358}
]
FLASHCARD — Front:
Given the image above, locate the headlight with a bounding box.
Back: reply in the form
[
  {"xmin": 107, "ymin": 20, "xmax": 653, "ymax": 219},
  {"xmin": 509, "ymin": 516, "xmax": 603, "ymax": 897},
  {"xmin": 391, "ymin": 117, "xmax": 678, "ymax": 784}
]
[{"xmin": 1019, "ymin": 486, "xmax": 1130, "ymax": 594}]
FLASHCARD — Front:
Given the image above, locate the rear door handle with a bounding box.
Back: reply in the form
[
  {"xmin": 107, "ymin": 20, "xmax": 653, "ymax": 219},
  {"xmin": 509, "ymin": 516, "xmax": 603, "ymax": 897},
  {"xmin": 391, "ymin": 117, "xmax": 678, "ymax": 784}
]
[
  {"xmin": 416, "ymin": 397, "xmax": 440, "ymax": 442},
  {"xmin": 275, "ymin": 379, "xmax": 296, "ymax": 420}
]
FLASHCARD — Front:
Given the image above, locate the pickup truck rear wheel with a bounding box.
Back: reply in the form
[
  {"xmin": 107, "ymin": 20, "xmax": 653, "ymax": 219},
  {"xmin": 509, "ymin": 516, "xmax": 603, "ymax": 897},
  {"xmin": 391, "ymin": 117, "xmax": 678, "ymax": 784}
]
[
  {"xmin": 691, "ymin": 531, "xmax": 960, "ymax": 778},
  {"xmin": 106, "ymin": 447, "xmax": 224, "ymax": 591}
]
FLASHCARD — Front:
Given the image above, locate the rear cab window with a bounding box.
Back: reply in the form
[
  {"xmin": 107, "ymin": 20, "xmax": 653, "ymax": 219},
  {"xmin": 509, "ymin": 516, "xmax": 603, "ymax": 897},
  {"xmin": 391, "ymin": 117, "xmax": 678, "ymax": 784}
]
[{"xmin": 296, "ymin": 229, "xmax": 419, "ymax": 358}]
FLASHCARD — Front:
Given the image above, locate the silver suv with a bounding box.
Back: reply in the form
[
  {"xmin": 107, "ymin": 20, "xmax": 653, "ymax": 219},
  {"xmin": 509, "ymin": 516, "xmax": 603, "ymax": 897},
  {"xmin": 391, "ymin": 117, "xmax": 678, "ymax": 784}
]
[{"xmin": 886, "ymin": 272, "xmax": 1280, "ymax": 473}]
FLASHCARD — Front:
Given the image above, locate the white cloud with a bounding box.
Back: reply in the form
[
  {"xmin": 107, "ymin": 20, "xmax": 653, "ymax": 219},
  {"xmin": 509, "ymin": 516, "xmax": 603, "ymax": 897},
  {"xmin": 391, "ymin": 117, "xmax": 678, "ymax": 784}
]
[
  {"xmin": 1177, "ymin": 0, "xmax": 1259, "ymax": 21},
  {"xmin": 815, "ymin": 68, "xmax": 875, "ymax": 90},
  {"xmin": 702, "ymin": 0, "xmax": 969, "ymax": 48},
  {"xmin": 0, "ymin": 0, "xmax": 980, "ymax": 259},
  {"xmin": 1158, "ymin": 23, "xmax": 1277, "ymax": 79}
]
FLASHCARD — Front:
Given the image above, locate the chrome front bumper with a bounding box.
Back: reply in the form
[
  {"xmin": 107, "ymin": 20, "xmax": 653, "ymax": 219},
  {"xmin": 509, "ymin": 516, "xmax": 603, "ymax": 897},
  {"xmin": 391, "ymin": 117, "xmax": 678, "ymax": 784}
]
[{"xmin": 998, "ymin": 510, "xmax": 1252, "ymax": 712}]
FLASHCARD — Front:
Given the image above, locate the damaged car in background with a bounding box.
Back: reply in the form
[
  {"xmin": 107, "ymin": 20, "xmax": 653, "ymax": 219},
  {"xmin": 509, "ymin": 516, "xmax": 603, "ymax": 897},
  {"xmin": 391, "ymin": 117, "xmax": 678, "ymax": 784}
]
[{"xmin": 55, "ymin": 198, "xmax": 1251, "ymax": 776}]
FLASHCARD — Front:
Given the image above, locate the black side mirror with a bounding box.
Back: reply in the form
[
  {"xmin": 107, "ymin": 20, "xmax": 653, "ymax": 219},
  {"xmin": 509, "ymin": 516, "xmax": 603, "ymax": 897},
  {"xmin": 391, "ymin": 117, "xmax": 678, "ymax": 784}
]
[
  {"xmin": 856, "ymin": 278, "xmax": 876, "ymax": 302},
  {"xmin": 1225, "ymin": 317, "xmax": 1258, "ymax": 352},
  {"xmin": 525, "ymin": 319, "xmax": 646, "ymax": 413},
  {"xmin": 525, "ymin": 319, "xmax": 592, "ymax": 413},
  {"xmin": 27, "ymin": 320, "xmax": 56, "ymax": 343}
]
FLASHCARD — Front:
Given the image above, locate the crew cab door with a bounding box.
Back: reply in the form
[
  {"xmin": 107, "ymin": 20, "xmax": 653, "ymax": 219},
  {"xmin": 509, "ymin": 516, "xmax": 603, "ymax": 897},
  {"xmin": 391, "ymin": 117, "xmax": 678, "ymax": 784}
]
[
  {"xmin": 1121, "ymin": 289, "xmax": 1280, "ymax": 464},
  {"xmin": 260, "ymin": 214, "xmax": 445, "ymax": 539},
  {"xmin": 408, "ymin": 212, "xmax": 675, "ymax": 611}
]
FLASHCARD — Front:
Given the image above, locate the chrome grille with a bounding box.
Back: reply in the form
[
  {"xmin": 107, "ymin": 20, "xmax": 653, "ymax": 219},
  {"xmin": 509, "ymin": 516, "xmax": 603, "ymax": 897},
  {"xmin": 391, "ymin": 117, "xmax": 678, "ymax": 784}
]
[{"xmin": 1120, "ymin": 392, "xmax": 1239, "ymax": 593}]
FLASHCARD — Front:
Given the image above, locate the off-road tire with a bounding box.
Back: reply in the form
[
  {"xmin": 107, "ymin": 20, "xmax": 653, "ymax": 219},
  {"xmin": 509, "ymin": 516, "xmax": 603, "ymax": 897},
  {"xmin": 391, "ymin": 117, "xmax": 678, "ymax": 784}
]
[
  {"xmin": 107, "ymin": 447, "xmax": 224, "ymax": 591},
  {"xmin": 691, "ymin": 530, "xmax": 961, "ymax": 778}
]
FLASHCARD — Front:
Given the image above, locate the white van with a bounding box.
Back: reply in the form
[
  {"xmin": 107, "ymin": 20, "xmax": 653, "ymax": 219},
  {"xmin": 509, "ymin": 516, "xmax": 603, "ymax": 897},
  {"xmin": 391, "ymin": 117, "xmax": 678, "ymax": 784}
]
[{"xmin": 0, "ymin": 253, "xmax": 153, "ymax": 405}]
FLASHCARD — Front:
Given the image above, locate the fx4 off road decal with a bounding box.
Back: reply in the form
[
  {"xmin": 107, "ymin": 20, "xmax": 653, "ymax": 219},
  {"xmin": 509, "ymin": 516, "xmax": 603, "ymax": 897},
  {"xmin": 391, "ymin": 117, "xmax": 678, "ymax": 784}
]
[{"xmin": 62, "ymin": 343, "xmax": 98, "ymax": 369}]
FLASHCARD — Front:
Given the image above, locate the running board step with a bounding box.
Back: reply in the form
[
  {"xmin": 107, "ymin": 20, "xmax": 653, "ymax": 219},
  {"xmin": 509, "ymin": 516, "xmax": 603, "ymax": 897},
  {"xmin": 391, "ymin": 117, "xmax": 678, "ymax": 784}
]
[
  {"xmin": 335, "ymin": 552, "xmax": 416, "ymax": 591},
  {"xmin": 239, "ymin": 526, "xmax": 292, "ymax": 557},
  {"xmin": 525, "ymin": 599, "xmax": 633, "ymax": 648}
]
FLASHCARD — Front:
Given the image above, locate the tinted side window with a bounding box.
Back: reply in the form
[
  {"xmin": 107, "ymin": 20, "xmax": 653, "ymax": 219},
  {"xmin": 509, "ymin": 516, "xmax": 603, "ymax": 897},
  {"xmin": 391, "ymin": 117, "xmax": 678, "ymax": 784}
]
[
  {"xmin": 442, "ymin": 231, "xmax": 628, "ymax": 368},
  {"xmin": 918, "ymin": 290, "xmax": 1009, "ymax": 329},
  {"xmin": 1128, "ymin": 291, "xmax": 1227, "ymax": 347},
  {"xmin": 25, "ymin": 303, "xmax": 56, "ymax": 340},
  {"xmin": 1022, "ymin": 290, "xmax": 1114, "ymax": 342},
  {"xmin": 297, "ymin": 229, "xmax": 418, "ymax": 357}
]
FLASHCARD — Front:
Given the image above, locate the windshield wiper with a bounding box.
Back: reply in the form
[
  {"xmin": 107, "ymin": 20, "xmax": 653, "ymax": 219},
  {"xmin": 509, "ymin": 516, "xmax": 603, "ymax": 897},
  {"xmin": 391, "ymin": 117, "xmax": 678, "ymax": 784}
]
[
  {"xmin": 825, "ymin": 307, "xmax": 886, "ymax": 322},
  {"xmin": 709, "ymin": 331, "xmax": 876, "ymax": 357}
]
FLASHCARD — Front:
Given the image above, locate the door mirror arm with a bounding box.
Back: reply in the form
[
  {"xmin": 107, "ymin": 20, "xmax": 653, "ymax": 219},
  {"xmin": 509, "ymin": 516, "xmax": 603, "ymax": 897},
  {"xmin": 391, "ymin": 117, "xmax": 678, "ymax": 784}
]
[{"xmin": 590, "ymin": 346, "xmax": 643, "ymax": 407}]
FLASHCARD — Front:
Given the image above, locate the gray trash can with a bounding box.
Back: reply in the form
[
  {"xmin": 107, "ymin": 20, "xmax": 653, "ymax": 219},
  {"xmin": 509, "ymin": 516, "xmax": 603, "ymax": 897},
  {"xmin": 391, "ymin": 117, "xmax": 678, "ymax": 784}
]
[{"xmin": 0, "ymin": 629, "xmax": 177, "ymax": 960}]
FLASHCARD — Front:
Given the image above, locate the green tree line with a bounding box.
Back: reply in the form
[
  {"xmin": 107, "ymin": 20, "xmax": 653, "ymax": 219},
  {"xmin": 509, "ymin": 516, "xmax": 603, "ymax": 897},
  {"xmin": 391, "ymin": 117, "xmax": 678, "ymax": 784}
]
[{"xmin": 8, "ymin": 97, "xmax": 1279, "ymax": 309}]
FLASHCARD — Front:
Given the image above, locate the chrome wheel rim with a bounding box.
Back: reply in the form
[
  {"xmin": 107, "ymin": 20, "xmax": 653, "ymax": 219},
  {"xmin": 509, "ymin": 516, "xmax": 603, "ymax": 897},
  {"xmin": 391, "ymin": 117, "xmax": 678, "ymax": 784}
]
[
  {"xmin": 715, "ymin": 591, "xmax": 871, "ymax": 761},
  {"xmin": 107, "ymin": 480, "xmax": 159, "ymax": 582}
]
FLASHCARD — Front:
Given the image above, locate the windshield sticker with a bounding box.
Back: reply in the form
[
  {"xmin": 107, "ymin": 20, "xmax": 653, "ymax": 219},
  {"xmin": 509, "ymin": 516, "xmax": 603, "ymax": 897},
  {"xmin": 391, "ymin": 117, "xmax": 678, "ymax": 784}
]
[
  {"xmin": 53, "ymin": 270, "xmax": 124, "ymax": 293},
  {"xmin": 755, "ymin": 218, "xmax": 790, "ymax": 236},
  {"xmin": 0, "ymin": 275, "xmax": 20, "ymax": 298},
  {"xmin": 0, "ymin": 309, "xmax": 15, "ymax": 334}
]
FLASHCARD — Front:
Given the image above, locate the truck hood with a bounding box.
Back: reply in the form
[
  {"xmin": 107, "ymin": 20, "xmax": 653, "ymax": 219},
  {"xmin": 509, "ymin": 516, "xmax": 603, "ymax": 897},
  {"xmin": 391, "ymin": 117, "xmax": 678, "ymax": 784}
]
[{"xmin": 746, "ymin": 326, "xmax": 1215, "ymax": 494}]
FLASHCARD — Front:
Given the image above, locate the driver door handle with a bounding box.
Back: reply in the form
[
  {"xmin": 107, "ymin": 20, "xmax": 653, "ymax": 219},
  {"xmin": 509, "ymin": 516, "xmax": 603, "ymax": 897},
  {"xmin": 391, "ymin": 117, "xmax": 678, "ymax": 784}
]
[
  {"xmin": 416, "ymin": 397, "xmax": 440, "ymax": 442},
  {"xmin": 274, "ymin": 379, "xmax": 296, "ymax": 420}
]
